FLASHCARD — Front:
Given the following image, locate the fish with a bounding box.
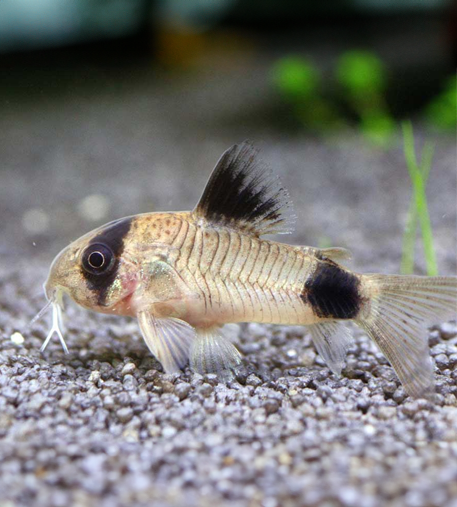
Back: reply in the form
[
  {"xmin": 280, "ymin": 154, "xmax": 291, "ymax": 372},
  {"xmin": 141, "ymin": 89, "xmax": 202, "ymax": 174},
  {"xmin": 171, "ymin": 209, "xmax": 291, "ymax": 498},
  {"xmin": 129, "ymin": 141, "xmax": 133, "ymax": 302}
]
[{"xmin": 33, "ymin": 142, "xmax": 457, "ymax": 398}]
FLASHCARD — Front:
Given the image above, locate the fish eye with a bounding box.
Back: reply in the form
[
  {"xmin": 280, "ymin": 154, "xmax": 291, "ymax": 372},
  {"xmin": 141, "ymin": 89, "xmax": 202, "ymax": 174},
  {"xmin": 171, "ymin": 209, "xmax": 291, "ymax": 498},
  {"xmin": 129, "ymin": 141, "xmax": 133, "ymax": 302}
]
[
  {"xmin": 88, "ymin": 251, "xmax": 105, "ymax": 269},
  {"xmin": 82, "ymin": 244, "xmax": 114, "ymax": 275}
]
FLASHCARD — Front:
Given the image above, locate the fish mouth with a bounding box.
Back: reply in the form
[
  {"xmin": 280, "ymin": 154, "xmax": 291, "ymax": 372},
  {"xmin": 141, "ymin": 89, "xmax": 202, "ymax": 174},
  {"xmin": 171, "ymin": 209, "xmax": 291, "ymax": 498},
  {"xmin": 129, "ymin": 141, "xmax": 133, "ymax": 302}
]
[{"xmin": 44, "ymin": 276, "xmax": 64, "ymax": 303}]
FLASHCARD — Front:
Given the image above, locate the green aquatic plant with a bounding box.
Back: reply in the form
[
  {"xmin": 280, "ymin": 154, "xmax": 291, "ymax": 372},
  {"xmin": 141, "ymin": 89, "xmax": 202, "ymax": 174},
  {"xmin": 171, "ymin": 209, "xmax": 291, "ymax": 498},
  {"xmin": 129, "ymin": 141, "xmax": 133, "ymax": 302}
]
[
  {"xmin": 271, "ymin": 51, "xmax": 396, "ymax": 145},
  {"xmin": 272, "ymin": 52, "xmax": 453, "ymax": 146},
  {"xmin": 401, "ymin": 122, "xmax": 438, "ymax": 276},
  {"xmin": 271, "ymin": 56, "xmax": 343, "ymax": 132},
  {"xmin": 336, "ymin": 50, "xmax": 386, "ymax": 97},
  {"xmin": 425, "ymin": 75, "xmax": 457, "ymax": 131},
  {"xmin": 272, "ymin": 56, "xmax": 320, "ymax": 100},
  {"xmin": 336, "ymin": 50, "xmax": 395, "ymax": 147}
]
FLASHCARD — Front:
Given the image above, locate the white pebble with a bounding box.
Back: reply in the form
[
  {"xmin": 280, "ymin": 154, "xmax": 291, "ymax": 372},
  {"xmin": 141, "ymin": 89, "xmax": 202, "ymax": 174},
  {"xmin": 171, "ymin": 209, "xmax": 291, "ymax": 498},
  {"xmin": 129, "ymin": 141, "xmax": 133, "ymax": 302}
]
[
  {"xmin": 364, "ymin": 424, "xmax": 376, "ymax": 436},
  {"xmin": 88, "ymin": 371, "xmax": 101, "ymax": 383},
  {"xmin": 121, "ymin": 363, "xmax": 136, "ymax": 376},
  {"xmin": 78, "ymin": 194, "xmax": 110, "ymax": 222},
  {"xmin": 22, "ymin": 208, "xmax": 49, "ymax": 234},
  {"xmin": 10, "ymin": 332, "xmax": 25, "ymax": 345},
  {"xmin": 162, "ymin": 427, "xmax": 177, "ymax": 438}
]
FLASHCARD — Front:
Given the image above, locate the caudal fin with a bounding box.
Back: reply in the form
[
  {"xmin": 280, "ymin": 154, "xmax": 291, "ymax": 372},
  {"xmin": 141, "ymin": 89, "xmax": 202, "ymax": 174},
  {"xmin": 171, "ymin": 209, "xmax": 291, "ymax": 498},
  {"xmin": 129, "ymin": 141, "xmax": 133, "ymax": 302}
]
[{"xmin": 356, "ymin": 274, "xmax": 457, "ymax": 398}]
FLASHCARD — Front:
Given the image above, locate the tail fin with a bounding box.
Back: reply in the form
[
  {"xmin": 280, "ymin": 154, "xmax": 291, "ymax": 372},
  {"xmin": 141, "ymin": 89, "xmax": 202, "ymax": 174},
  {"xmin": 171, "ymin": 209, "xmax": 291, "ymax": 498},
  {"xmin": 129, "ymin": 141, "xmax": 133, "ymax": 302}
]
[{"xmin": 356, "ymin": 274, "xmax": 457, "ymax": 398}]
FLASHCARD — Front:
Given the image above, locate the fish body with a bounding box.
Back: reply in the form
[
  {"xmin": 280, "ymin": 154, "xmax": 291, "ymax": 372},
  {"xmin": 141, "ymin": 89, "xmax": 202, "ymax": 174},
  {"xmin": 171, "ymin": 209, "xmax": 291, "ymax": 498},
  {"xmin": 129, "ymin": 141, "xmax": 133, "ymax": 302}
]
[
  {"xmin": 39, "ymin": 142, "xmax": 457, "ymax": 398},
  {"xmin": 129, "ymin": 212, "xmax": 320, "ymax": 327}
]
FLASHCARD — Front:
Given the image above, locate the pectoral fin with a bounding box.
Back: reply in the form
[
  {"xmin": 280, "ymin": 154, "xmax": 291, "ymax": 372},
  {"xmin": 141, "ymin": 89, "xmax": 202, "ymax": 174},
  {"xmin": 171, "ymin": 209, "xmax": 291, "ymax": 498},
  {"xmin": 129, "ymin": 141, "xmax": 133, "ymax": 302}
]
[
  {"xmin": 308, "ymin": 321, "xmax": 353, "ymax": 375},
  {"xmin": 146, "ymin": 259, "xmax": 195, "ymax": 302},
  {"xmin": 137, "ymin": 259, "xmax": 200, "ymax": 315},
  {"xmin": 190, "ymin": 327, "xmax": 242, "ymax": 380},
  {"xmin": 137, "ymin": 311, "xmax": 196, "ymax": 373}
]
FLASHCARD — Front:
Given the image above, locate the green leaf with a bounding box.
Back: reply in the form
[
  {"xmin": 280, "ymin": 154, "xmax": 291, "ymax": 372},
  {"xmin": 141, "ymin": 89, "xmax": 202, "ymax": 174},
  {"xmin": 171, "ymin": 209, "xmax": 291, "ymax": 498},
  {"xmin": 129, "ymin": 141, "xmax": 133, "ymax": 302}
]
[
  {"xmin": 272, "ymin": 56, "xmax": 320, "ymax": 100},
  {"xmin": 425, "ymin": 75, "xmax": 457, "ymax": 130},
  {"xmin": 336, "ymin": 51, "xmax": 386, "ymax": 93},
  {"xmin": 360, "ymin": 113, "xmax": 396, "ymax": 147}
]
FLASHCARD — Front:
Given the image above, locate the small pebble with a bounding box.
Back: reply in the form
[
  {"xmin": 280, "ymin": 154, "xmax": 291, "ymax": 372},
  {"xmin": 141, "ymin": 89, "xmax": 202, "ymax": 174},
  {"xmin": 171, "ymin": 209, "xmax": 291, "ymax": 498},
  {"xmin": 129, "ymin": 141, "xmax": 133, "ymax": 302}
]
[
  {"xmin": 58, "ymin": 393, "xmax": 73, "ymax": 410},
  {"xmin": 175, "ymin": 383, "xmax": 191, "ymax": 400},
  {"xmin": 440, "ymin": 322, "xmax": 457, "ymax": 340},
  {"xmin": 88, "ymin": 371, "xmax": 101, "ymax": 383},
  {"xmin": 435, "ymin": 354, "xmax": 449, "ymax": 369},
  {"xmin": 10, "ymin": 332, "xmax": 24, "ymax": 345},
  {"xmin": 162, "ymin": 427, "xmax": 177, "ymax": 438},
  {"xmin": 263, "ymin": 399, "xmax": 280, "ymax": 415},
  {"xmin": 121, "ymin": 363, "xmax": 136, "ymax": 376},
  {"xmin": 116, "ymin": 407, "xmax": 133, "ymax": 424}
]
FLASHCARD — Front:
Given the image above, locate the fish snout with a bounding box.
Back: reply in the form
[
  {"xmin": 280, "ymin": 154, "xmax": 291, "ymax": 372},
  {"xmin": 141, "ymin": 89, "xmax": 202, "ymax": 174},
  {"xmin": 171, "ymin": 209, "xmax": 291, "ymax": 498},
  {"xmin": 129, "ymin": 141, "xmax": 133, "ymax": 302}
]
[
  {"xmin": 44, "ymin": 277, "xmax": 59, "ymax": 303},
  {"xmin": 44, "ymin": 245, "xmax": 77, "ymax": 302}
]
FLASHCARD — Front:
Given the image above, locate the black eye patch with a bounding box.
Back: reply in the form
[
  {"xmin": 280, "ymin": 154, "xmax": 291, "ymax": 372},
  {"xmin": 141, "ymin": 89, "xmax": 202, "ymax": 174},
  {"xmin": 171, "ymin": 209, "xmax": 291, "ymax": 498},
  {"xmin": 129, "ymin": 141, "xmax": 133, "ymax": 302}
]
[{"xmin": 80, "ymin": 217, "xmax": 133, "ymax": 306}]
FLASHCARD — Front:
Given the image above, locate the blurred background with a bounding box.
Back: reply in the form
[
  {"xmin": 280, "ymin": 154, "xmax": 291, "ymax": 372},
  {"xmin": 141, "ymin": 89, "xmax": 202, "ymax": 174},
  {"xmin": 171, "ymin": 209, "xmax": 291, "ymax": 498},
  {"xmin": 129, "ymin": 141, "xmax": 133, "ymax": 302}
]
[{"xmin": 0, "ymin": 0, "xmax": 456, "ymax": 274}]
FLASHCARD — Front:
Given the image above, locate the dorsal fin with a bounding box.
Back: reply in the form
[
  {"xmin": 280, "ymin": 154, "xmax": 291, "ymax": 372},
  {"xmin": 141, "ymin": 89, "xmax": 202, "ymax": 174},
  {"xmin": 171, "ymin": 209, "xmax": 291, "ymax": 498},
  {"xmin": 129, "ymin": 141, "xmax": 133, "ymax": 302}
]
[{"xmin": 193, "ymin": 142, "xmax": 295, "ymax": 236}]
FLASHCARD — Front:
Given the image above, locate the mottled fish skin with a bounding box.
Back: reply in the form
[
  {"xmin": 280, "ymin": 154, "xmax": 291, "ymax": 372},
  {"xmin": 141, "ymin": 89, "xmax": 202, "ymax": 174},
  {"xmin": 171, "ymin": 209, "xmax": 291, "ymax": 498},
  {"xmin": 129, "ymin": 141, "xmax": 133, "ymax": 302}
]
[
  {"xmin": 40, "ymin": 141, "xmax": 457, "ymax": 398},
  {"xmin": 122, "ymin": 212, "xmax": 322, "ymax": 327}
]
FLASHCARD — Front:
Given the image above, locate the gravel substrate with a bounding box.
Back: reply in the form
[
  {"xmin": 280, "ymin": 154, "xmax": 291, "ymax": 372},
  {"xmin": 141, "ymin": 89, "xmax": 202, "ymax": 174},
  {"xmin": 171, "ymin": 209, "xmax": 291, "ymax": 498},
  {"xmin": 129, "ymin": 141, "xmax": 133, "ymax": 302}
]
[{"xmin": 0, "ymin": 56, "xmax": 456, "ymax": 507}]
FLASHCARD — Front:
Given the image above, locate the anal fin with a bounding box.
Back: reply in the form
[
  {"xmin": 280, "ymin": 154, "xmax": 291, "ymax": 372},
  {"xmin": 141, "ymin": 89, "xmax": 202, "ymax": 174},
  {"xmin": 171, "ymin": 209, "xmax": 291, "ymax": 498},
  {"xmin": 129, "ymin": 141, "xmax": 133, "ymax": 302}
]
[
  {"xmin": 190, "ymin": 327, "xmax": 242, "ymax": 381},
  {"xmin": 137, "ymin": 311, "xmax": 196, "ymax": 374},
  {"xmin": 308, "ymin": 321, "xmax": 353, "ymax": 375}
]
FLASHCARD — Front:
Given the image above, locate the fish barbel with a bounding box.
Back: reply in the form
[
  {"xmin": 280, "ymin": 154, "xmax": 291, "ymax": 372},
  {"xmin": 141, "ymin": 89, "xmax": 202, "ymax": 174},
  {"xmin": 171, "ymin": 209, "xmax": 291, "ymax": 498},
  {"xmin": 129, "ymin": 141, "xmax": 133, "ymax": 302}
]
[{"xmin": 36, "ymin": 142, "xmax": 457, "ymax": 398}]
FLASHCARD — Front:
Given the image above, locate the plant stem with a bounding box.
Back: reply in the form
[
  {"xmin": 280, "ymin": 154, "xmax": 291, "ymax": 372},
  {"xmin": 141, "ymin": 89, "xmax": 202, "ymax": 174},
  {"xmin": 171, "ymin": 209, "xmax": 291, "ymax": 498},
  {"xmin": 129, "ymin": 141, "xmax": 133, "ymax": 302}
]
[
  {"xmin": 401, "ymin": 140, "xmax": 433, "ymax": 274},
  {"xmin": 401, "ymin": 122, "xmax": 438, "ymax": 276}
]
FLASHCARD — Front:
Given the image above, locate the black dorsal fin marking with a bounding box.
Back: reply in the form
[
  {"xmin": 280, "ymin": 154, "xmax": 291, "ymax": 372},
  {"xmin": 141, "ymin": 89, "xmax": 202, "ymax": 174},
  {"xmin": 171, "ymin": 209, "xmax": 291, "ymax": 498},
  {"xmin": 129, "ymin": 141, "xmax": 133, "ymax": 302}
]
[{"xmin": 194, "ymin": 141, "xmax": 296, "ymax": 236}]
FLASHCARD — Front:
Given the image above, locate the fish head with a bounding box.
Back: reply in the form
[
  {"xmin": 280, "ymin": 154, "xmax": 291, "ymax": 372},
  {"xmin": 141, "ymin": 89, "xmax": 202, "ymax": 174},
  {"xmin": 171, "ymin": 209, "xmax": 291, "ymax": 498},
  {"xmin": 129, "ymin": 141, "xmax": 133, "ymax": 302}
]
[{"xmin": 44, "ymin": 217, "xmax": 138, "ymax": 315}]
